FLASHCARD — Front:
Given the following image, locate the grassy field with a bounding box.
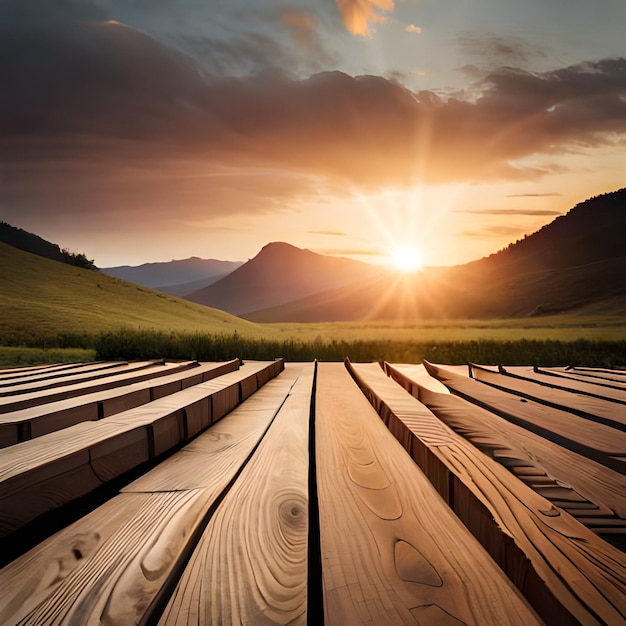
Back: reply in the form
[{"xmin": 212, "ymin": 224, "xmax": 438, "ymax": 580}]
[
  {"xmin": 89, "ymin": 329, "xmax": 626, "ymax": 367},
  {"xmin": 0, "ymin": 346, "xmax": 96, "ymax": 367},
  {"xmin": 2, "ymin": 241, "xmax": 625, "ymax": 367},
  {"xmin": 271, "ymin": 315, "xmax": 626, "ymax": 343},
  {"xmin": 0, "ymin": 242, "xmax": 276, "ymax": 343}
]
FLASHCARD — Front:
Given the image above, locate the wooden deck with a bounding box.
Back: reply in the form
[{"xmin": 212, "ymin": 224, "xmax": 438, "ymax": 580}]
[{"xmin": 0, "ymin": 358, "xmax": 624, "ymax": 624}]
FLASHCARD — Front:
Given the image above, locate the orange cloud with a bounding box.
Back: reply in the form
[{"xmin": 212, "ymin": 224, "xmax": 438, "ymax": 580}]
[
  {"xmin": 281, "ymin": 10, "xmax": 317, "ymax": 48},
  {"xmin": 335, "ymin": 0, "xmax": 394, "ymax": 37},
  {"xmin": 3, "ymin": 21, "xmax": 626, "ymax": 231}
]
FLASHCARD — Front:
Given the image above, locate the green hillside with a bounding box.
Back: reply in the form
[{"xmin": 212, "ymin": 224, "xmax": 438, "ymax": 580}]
[{"xmin": 0, "ymin": 242, "xmax": 270, "ymax": 342}]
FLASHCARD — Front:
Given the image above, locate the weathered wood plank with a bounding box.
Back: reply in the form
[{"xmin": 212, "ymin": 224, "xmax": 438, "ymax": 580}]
[
  {"xmin": 349, "ymin": 361, "xmax": 626, "ymax": 626},
  {"xmin": 315, "ymin": 362, "xmax": 540, "ymax": 626},
  {"xmin": 0, "ymin": 361, "xmax": 283, "ymax": 536},
  {"xmin": 470, "ymin": 363, "xmax": 626, "ymax": 430},
  {"xmin": 386, "ymin": 362, "xmax": 626, "ymax": 521},
  {"xmin": 0, "ymin": 361, "xmax": 239, "ymax": 447},
  {"xmin": 0, "ymin": 360, "xmax": 200, "ymax": 413},
  {"xmin": 385, "ymin": 363, "xmax": 626, "ymax": 535},
  {"xmin": 0, "ymin": 367, "xmax": 303, "ymax": 625},
  {"xmin": 0, "ymin": 361, "xmax": 161, "ymax": 396},
  {"xmin": 425, "ymin": 361, "xmax": 626, "ymax": 473},
  {"xmin": 0, "ymin": 361, "xmax": 131, "ymax": 388},
  {"xmin": 562, "ymin": 366, "xmax": 626, "ymax": 382},
  {"xmin": 0, "ymin": 362, "xmax": 71, "ymax": 377},
  {"xmin": 534, "ymin": 366, "xmax": 626, "ymax": 392},
  {"xmin": 160, "ymin": 364, "xmax": 313, "ymax": 625}
]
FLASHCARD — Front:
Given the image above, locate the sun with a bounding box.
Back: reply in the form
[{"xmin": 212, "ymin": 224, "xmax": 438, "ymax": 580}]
[{"xmin": 389, "ymin": 244, "xmax": 423, "ymax": 273}]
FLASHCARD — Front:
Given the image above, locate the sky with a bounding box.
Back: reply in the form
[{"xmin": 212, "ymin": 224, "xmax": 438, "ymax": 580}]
[{"xmin": 1, "ymin": 0, "xmax": 625, "ymax": 268}]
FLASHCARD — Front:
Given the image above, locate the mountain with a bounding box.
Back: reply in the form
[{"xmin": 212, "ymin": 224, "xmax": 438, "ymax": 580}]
[
  {"xmin": 0, "ymin": 242, "xmax": 265, "ymax": 339},
  {"xmin": 244, "ymin": 189, "xmax": 626, "ymax": 322},
  {"xmin": 185, "ymin": 242, "xmax": 386, "ymax": 315},
  {"xmin": 0, "ymin": 221, "xmax": 65, "ymax": 263},
  {"xmin": 102, "ymin": 257, "xmax": 243, "ymax": 294},
  {"xmin": 0, "ymin": 221, "xmax": 96, "ymax": 269}
]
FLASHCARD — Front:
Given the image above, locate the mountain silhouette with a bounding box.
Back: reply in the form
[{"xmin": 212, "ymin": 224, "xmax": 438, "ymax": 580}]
[
  {"xmin": 185, "ymin": 242, "xmax": 386, "ymax": 315},
  {"xmin": 244, "ymin": 188, "xmax": 626, "ymax": 322},
  {"xmin": 102, "ymin": 257, "xmax": 242, "ymax": 294}
]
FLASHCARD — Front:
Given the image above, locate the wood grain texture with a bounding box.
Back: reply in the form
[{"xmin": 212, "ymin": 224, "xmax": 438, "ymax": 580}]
[
  {"xmin": 160, "ymin": 364, "xmax": 312, "ymax": 625},
  {"xmin": 0, "ymin": 361, "xmax": 197, "ymax": 413},
  {"xmin": 0, "ymin": 360, "xmax": 239, "ymax": 447},
  {"xmin": 0, "ymin": 361, "xmax": 129, "ymax": 388},
  {"xmin": 0, "ymin": 361, "xmax": 282, "ymax": 536},
  {"xmin": 349, "ymin": 361, "xmax": 626, "ymax": 626},
  {"xmin": 124, "ymin": 364, "xmax": 303, "ymax": 493},
  {"xmin": 424, "ymin": 362, "xmax": 626, "ymax": 472},
  {"xmin": 0, "ymin": 367, "xmax": 303, "ymax": 625},
  {"xmin": 0, "ymin": 421, "xmax": 148, "ymax": 537},
  {"xmin": 0, "ymin": 361, "xmax": 159, "ymax": 396},
  {"xmin": 469, "ymin": 363, "xmax": 626, "ymax": 430},
  {"xmin": 0, "ymin": 362, "xmax": 74, "ymax": 377},
  {"xmin": 533, "ymin": 366, "xmax": 626, "ymax": 392},
  {"xmin": 385, "ymin": 363, "xmax": 626, "ymax": 534},
  {"xmin": 561, "ymin": 366, "xmax": 626, "ymax": 382},
  {"xmin": 316, "ymin": 363, "xmax": 539, "ymax": 626}
]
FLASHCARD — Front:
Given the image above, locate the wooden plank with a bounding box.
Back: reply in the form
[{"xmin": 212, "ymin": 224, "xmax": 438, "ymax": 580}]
[
  {"xmin": 470, "ymin": 363, "xmax": 626, "ymax": 430},
  {"xmin": 315, "ymin": 363, "xmax": 540, "ymax": 626},
  {"xmin": 0, "ymin": 360, "xmax": 200, "ymax": 413},
  {"xmin": 349, "ymin": 361, "xmax": 626, "ymax": 626},
  {"xmin": 385, "ymin": 363, "xmax": 626, "ymax": 523},
  {"xmin": 0, "ymin": 361, "xmax": 159, "ymax": 396},
  {"xmin": 0, "ymin": 366, "xmax": 304, "ymax": 625},
  {"xmin": 0, "ymin": 421, "xmax": 142, "ymax": 537},
  {"xmin": 160, "ymin": 364, "xmax": 313, "ymax": 625},
  {"xmin": 0, "ymin": 361, "xmax": 283, "ymax": 536},
  {"xmin": 566, "ymin": 366, "xmax": 626, "ymax": 381},
  {"xmin": 535, "ymin": 366, "xmax": 626, "ymax": 391},
  {"xmin": 0, "ymin": 361, "xmax": 130, "ymax": 388},
  {"xmin": 0, "ymin": 362, "xmax": 70, "ymax": 377},
  {"xmin": 0, "ymin": 361, "xmax": 234, "ymax": 446},
  {"xmin": 425, "ymin": 362, "xmax": 626, "ymax": 473}
]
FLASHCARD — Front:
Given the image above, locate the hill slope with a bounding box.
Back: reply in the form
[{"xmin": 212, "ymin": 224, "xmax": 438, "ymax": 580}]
[
  {"xmin": 0, "ymin": 242, "xmax": 266, "ymax": 340},
  {"xmin": 102, "ymin": 257, "xmax": 242, "ymax": 294},
  {"xmin": 245, "ymin": 189, "xmax": 626, "ymax": 322},
  {"xmin": 185, "ymin": 242, "xmax": 385, "ymax": 315}
]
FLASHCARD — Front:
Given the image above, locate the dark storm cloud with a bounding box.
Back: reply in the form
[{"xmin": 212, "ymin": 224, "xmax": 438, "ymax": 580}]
[{"xmin": 1, "ymin": 18, "xmax": 626, "ymax": 217}]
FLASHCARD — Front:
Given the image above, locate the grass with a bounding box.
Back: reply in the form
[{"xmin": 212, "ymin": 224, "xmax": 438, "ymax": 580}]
[
  {"xmin": 2, "ymin": 240, "xmax": 625, "ymax": 367},
  {"xmin": 90, "ymin": 330, "xmax": 626, "ymax": 366},
  {"xmin": 0, "ymin": 346, "xmax": 96, "ymax": 367},
  {"xmin": 270, "ymin": 315, "xmax": 626, "ymax": 343},
  {"xmin": 0, "ymin": 242, "xmax": 274, "ymax": 342}
]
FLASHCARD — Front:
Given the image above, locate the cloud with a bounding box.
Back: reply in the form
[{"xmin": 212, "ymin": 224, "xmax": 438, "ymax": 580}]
[
  {"xmin": 308, "ymin": 230, "xmax": 348, "ymax": 236},
  {"xmin": 281, "ymin": 10, "xmax": 317, "ymax": 42},
  {"xmin": 464, "ymin": 226, "xmax": 529, "ymax": 239},
  {"xmin": 505, "ymin": 193, "xmax": 562, "ymax": 198},
  {"xmin": 335, "ymin": 0, "xmax": 394, "ymax": 37},
  {"xmin": 455, "ymin": 33, "xmax": 549, "ymax": 69},
  {"xmin": 405, "ymin": 24, "xmax": 422, "ymax": 34},
  {"xmin": 2, "ymin": 21, "xmax": 626, "ymax": 227},
  {"xmin": 455, "ymin": 209, "xmax": 562, "ymax": 216},
  {"xmin": 313, "ymin": 248, "xmax": 382, "ymax": 256}
]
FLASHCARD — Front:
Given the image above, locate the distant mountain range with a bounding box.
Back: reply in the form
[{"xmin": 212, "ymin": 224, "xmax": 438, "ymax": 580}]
[
  {"xmin": 241, "ymin": 188, "xmax": 626, "ymax": 321},
  {"xmin": 185, "ymin": 242, "xmax": 385, "ymax": 315},
  {"xmin": 2, "ymin": 188, "xmax": 624, "ymax": 323},
  {"xmin": 102, "ymin": 257, "xmax": 243, "ymax": 296}
]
